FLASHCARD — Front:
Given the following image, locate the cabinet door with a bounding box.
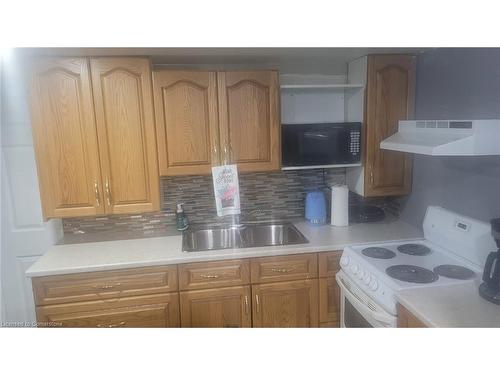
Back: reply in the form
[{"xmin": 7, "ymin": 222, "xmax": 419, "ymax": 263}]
[
  {"xmin": 90, "ymin": 57, "xmax": 159, "ymax": 214},
  {"xmin": 365, "ymin": 55, "xmax": 415, "ymax": 197},
  {"xmin": 153, "ymin": 71, "xmax": 220, "ymax": 175},
  {"xmin": 36, "ymin": 293, "xmax": 180, "ymax": 328},
  {"xmin": 319, "ymin": 278, "xmax": 340, "ymax": 326},
  {"xmin": 217, "ymin": 71, "xmax": 280, "ymax": 172},
  {"xmin": 397, "ymin": 304, "xmax": 427, "ymax": 328},
  {"xmin": 30, "ymin": 58, "xmax": 104, "ymax": 218},
  {"xmin": 252, "ymin": 279, "xmax": 318, "ymax": 328},
  {"xmin": 180, "ymin": 286, "xmax": 251, "ymax": 328}
]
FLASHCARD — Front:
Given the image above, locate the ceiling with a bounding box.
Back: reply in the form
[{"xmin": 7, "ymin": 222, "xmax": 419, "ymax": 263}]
[{"xmin": 14, "ymin": 47, "xmax": 428, "ymax": 75}]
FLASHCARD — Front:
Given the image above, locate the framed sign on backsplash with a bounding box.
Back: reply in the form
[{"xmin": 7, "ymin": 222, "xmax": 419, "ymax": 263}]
[{"xmin": 212, "ymin": 164, "xmax": 241, "ymax": 217}]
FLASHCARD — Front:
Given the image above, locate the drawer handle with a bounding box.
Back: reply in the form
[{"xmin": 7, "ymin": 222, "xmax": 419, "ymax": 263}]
[
  {"xmin": 199, "ymin": 274, "xmax": 220, "ymax": 279},
  {"xmin": 270, "ymin": 267, "xmax": 295, "ymax": 273},
  {"xmin": 97, "ymin": 321, "xmax": 126, "ymax": 328},
  {"xmin": 93, "ymin": 282, "xmax": 122, "ymax": 290}
]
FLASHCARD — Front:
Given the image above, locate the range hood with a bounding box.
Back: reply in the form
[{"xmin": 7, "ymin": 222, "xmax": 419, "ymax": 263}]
[{"xmin": 380, "ymin": 119, "xmax": 500, "ymax": 156}]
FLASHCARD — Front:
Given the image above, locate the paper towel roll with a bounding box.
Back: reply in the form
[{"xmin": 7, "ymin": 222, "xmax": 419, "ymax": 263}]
[{"xmin": 330, "ymin": 185, "xmax": 349, "ymax": 226}]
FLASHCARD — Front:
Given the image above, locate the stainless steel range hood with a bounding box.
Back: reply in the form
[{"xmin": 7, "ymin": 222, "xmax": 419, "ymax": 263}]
[{"xmin": 380, "ymin": 120, "xmax": 500, "ymax": 156}]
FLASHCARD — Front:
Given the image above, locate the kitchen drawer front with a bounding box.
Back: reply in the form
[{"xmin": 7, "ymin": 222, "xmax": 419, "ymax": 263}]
[
  {"xmin": 36, "ymin": 293, "xmax": 180, "ymax": 328},
  {"xmin": 33, "ymin": 265, "xmax": 178, "ymax": 306},
  {"xmin": 318, "ymin": 251, "xmax": 342, "ymax": 278},
  {"xmin": 178, "ymin": 259, "xmax": 250, "ymax": 291},
  {"xmin": 250, "ymin": 253, "xmax": 318, "ymax": 283}
]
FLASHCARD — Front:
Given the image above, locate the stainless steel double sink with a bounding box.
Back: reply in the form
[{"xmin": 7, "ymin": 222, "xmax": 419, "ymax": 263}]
[{"xmin": 182, "ymin": 222, "xmax": 308, "ymax": 252}]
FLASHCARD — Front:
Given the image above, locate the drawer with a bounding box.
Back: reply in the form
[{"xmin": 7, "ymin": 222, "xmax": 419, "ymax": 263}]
[
  {"xmin": 36, "ymin": 293, "xmax": 180, "ymax": 328},
  {"xmin": 318, "ymin": 251, "xmax": 342, "ymax": 278},
  {"xmin": 178, "ymin": 259, "xmax": 250, "ymax": 291},
  {"xmin": 250, "ymin": 253, "xmax": 318, "ymax": 283},
  {"xmin": 32, "ymin": 265, "xmax": 178, "ymax": 306}
]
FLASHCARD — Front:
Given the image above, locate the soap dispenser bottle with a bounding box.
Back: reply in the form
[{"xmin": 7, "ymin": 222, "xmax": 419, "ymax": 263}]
[{"xmin": 176, "ymin": 203, "xmax": 189, "ymax": 231}]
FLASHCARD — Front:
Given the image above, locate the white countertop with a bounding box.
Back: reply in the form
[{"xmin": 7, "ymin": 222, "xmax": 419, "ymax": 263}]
[
  {"xmin": 26, "ymin": 218, "xmax": 422, "ymax": 277},
  {"xmin": 396, "ymin": 280, "xmax": 500, "ymax": 327}
]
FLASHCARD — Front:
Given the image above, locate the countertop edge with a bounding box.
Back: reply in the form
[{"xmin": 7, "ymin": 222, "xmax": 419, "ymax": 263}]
[{"xmin": 26, "ymin": 235, "xmax": 425, "ymax": 278}]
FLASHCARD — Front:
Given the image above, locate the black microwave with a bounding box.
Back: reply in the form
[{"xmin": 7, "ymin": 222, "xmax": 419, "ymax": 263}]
[{"xmin": 281, "ymin": 122, "xmax": 361, "ymax": 169}]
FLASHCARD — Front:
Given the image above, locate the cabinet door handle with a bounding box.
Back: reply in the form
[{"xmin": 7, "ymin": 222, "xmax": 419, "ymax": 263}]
[
  {"xmin": 244, "ymin": 295, "xmax": 249, "ymax": 315},
  {"xmin": 97, "ymin": 321, "xmax": 126, "ymax": 328},
  {"xmin": 255, "ymin": 294, "xmax": 260, "ymax": 313},
  {"xmin": 105, "ymin": 179, "xmax": 112, "ymax": 206},
  {"xmin": 199, "ymin": 274, "xmax": 220, "ymax": 279},
  {"xmin": 270, "ymin": 267, "xmax": 294, "ymax": 273},
  {"xmin": 94, "ymin": 181, "xmax": 100, "ymax": 207},
  {"xmin": 212, "ymin": 144, "xmax": 218, "ymax": 165},
  {"xmin": 93, "ymin": 282, "xmax": 122, "ymax": 290},
  {"xmin": 370, "ymin": 168, "xmax": 374, "ymax": 185}
]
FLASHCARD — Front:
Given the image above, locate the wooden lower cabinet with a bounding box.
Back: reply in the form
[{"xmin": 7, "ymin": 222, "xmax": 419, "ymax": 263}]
[
  {"xmin": 180, "ymin": 286, "xmax": 252, "ymax": 327},
  {"xmin": 252, "ymin": 279, "xmax": 319, "ymax": 328},
  {"xmin": 36, "ymin": 293, "xmax": 180, "ymax": 328},
  {"xmin": 319, "ymin": 278, "xmax": 340, "ymax": 327},
  {"xmin": 397, "ymin": 303, "xmax": 427, "ymax": 328},
  {"xmin": 318, "ymin": 251, "xmax": 341, "ymax": 327}
]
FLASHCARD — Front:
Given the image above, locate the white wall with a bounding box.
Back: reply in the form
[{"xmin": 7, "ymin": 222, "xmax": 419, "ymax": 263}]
[
  {"xmin": 400, "ymin": 48, "xmax": 500, "ymax": 226},
  {"xmin": 1, "ymin": 51, "xmax": 62, "ymax": 324}
]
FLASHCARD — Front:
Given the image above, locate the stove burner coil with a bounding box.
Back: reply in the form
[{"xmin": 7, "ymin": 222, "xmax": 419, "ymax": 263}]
[
  {"xmin": 433, "ymin": 264, "xmax": 475, "ymax": 280},
  {"xmin": 386, "ymin": 265, "xmax": 438, "ymax": 284},
  {"xmin": 397, "ymin": 243, "xmax": 432, "ymax": 256},
  {"xmin": 361, "ymin": 247, "xmax": 396, "ymax": 259}
]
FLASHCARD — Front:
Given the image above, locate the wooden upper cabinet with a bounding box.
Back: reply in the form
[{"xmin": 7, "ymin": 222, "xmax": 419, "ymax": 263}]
[
  {"xmin": 30, "ymin": 58, "xmax": 104, "ymax": 218},
  {"xmin": 90, "ymin": 57, "xmax": 159, "ymax": 214},
  {"xmin": 365, "ymin": 55, "xmax": 415, "ymax": 197},
  {"xmin": 153, "ymin": 71, "xmax": 220, "ymax": 175},
  {"xmin": 217, "ymin": 71, "xmax": 280, "ymax": 172}
]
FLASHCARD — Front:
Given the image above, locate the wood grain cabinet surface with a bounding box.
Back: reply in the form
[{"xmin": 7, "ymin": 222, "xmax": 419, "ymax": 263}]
[
  {"xmin": 152, "ymin": 70, "xmax": 220, "ymax": 175},
  {"xmin": 180, "ymin": 286, "xmax": 252, "ymax": 328},
  {"xmin": 318, "ymin": 251, "xmax": 341, "ymax": 327},
  {"xmin": 36, "ymin": 293, "xmax": 180, "ymax": 328},
  {"xmin": 178, "ymin": 259, "xmax": 250, "ymax": 291},
  {"xmin": 252, "ymin": 279, "xmax": 319, "ymax": 328},
  {"xmin": 32, "ymin": 265, "xmax": 178, "ymax": 306},
  {"xmin": 250, "ymin": 253, "xmax": 318, "ymax": 283},
  {"xmin": 90, "ymin": 57, "xmax": 159, "ymax": 214},
  {"xmin": 218, "ymin": 71, "xmax": 280, "ymax": 172},
  {"xmin": 29, "ymin": 57, "xmax": 160, "ymax": 219},
  {"xmin": 364, "ymin": 55, "xmax": 416, "ymax": 197},
  {"xmin": 152, "ymin": 70, "xmax": 280, "ymax": 175},
  {"xmin": 29, "ymin": 58, "xmax": 104, "ymax": 218},
  {"xmin": 33, "ymin": 253, "xmax": 342, "ymax": 328},
  {"xmin": 397, "ymin": 303, "xmax": 427, "ymax": 328}
]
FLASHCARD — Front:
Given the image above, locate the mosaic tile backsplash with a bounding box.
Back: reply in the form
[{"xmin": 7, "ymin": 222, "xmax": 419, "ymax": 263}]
[{"xmin": 62, "ymin": 169, "xmax": 346, "ymax": 234}]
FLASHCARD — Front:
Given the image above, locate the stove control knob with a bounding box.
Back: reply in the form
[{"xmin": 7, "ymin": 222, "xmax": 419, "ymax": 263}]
[
  {"xmin": 340, "ymin": 256, "xmax": 350, "ymax": 267},
  {"xmin": 358, "ymin": 270, "xmax": 366, "ymax": 280},
  {"xmin": 369, "ymin": 280, "xmax": 379, "ymax": 291},
  {"xmin": 363, "ymin": 273, "xmax": 371, "ymax": 285},
  {"xmin": 350, "ymin": 265, "xmax": 358, "ymax": 274}
]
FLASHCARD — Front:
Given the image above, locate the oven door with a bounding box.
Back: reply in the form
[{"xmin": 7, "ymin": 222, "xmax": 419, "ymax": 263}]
[{"xmin": 336, "ymin": 270, "xmax": 397, "ymax": 328}]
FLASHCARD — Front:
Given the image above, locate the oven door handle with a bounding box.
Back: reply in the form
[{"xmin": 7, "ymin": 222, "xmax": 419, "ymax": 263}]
[{"xmin": 336, "ymin": 273, "xmax": 395, "ymax": 326}]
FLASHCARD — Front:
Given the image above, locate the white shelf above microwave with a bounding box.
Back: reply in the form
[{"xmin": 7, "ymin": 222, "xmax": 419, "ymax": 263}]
[
  {"xmin": 280, "ymin": 83, "xmax": 364, "ymax": 90},
  {"xmin": 281, "ymin": 163, "xmax": 362, "ymax": 171}
]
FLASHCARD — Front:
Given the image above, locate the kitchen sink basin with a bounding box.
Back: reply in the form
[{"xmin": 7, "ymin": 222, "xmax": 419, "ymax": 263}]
[{"xmin": 182, "ymin": 222, "xmax": 308, "ymax": 252}]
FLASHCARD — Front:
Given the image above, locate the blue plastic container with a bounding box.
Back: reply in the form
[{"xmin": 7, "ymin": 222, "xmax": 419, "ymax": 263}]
[{"xmin": 305, "ymin": 190, "xmax": 327, "ymax": 225}]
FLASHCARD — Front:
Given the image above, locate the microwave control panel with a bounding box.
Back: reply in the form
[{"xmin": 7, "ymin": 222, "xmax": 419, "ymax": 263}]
[{"xmin": 349, "ymin": 130, "xmax": 361, "ymax": 156}]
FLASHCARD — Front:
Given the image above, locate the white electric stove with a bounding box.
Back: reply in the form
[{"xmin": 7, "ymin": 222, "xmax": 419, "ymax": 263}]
[{"xmin": 336, "ymin": 206, "xmax": 496, "ymax": 327}]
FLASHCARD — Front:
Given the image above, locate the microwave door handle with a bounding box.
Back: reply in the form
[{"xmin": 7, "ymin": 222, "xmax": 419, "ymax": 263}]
[{"xmin": 336, "ymin": 274, "xmax": 394, "ymax": 326}]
